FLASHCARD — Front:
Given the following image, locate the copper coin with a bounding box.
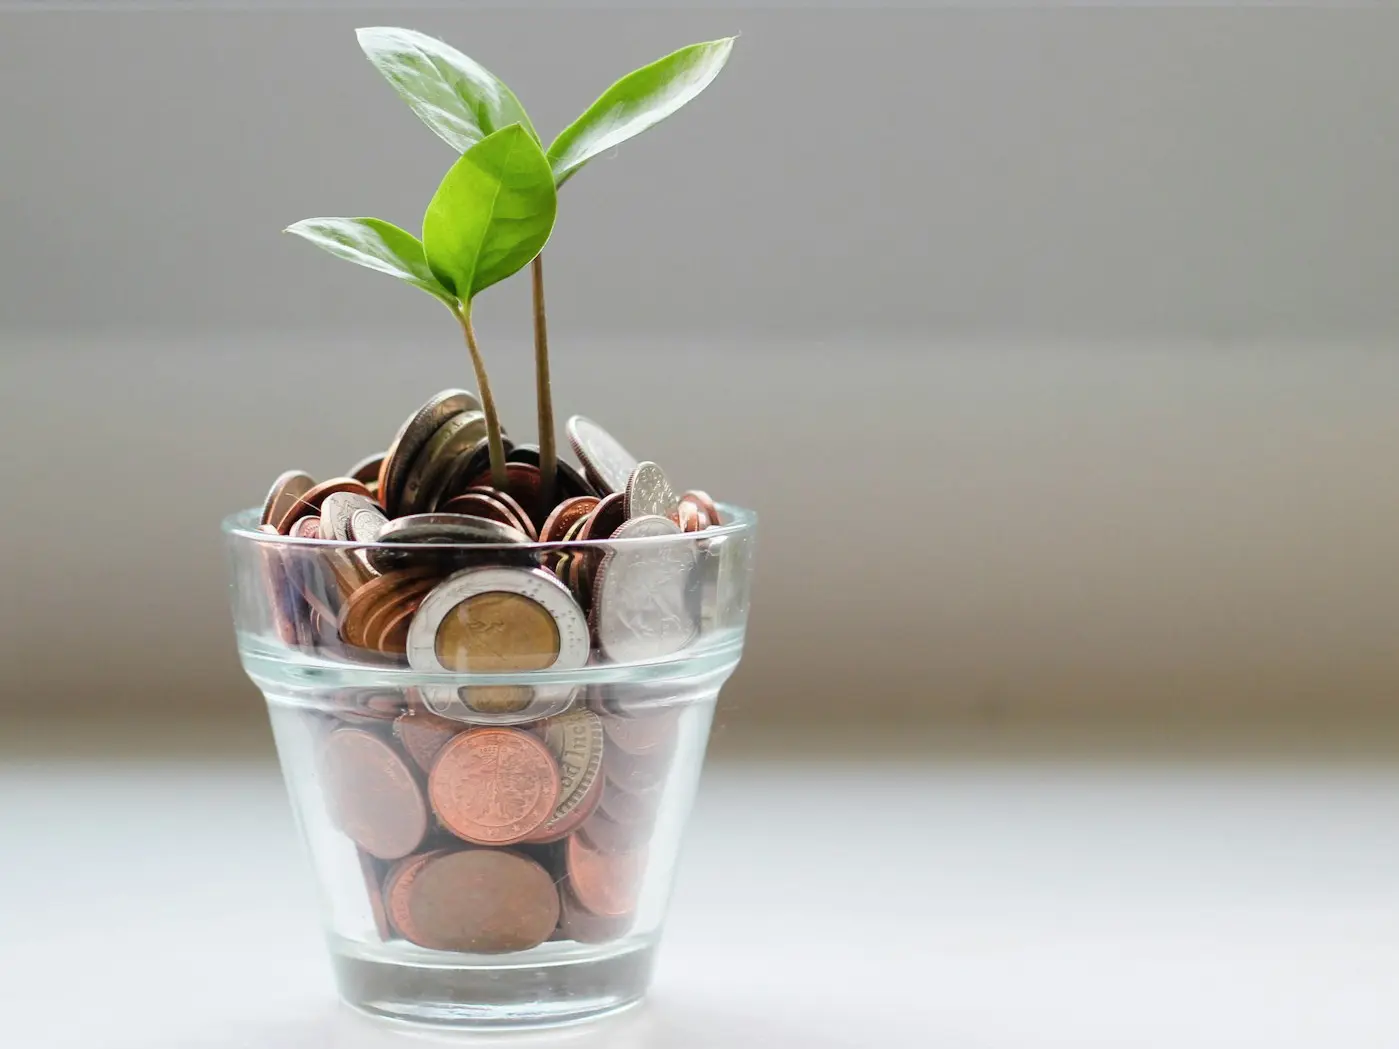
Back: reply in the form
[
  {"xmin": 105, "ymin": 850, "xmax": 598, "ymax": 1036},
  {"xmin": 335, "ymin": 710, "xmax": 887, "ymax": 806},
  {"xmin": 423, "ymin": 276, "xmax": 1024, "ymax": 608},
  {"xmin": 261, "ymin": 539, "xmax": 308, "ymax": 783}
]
[
  {"xmin": 598, "ymin": 776, "xmax": 661, "ymax": 827},
  {"xmin": 577, "ymin": 808, "xmax": 653, "ymax": 855},
  {"xmin": 485, "ymin": 488, "xmax": 540, "ymax": 541},
  {"xmin": 602, "ymin": 709, "xmax": 680, "ymax": 757},
  {"xmin": 338, "ymin": 567, "xmax": 439, "ymax": 649},
  {"xmin": 680, "ymin": 490, "xmax": 722, "ymax": 526},
  {"xmin": 677, "ymin": 499, "xmax": 702, "ymax": 533},
  {"xmin": 540, "ymin": 496, "xmax": 600, "ymax": 543},
  {"xmin": 255, "ymin": 529, "xmax": 301, "ymax": 646},
  {"xmin": 347, "ymin": 453, "xmax": 387, "ymax": 486},
  {"xmin": 577, "ymin": 492, "xmax": 626, "ymax": 542},
  {"xmin": 557, "ymin": 880, "xmax": 633, "ymax": 944},
  {"xmin": 393, "ymin": 709, "xmax": 463, "ymax": 774},
  {"xmin": 604, "ymin": 745, "xmax": 672, "ymax": 796},
  {"xmin": 566, "ymin": 830, "xmax": 646, "ymax": 917},
  {"xmin": 291, "ymin": 516, "xmax": 322, "ymax": 540},
  {"xmin": 375, "ymin": 599, "xmax": 429, "ymax": 657},
  {"xmin": 468, "ymin": 462, "xmax": 545, "ymax": 529},
  {"xmin": 439, "ymin": 492, "xmax": 521, "ymax": 532},
  {"xmin": 454, "ymin": 486, "xmax": 536, "ymax": 540},
  {"xmin": 359, "ymin": 851, "xmax": 392, "ymax": 941},
  {"xmin": 328, "ymin": 688, "xmax": 402, "ymax": 725},
  {"xmin": 275, "ymin": 477, "xmax": 374, "ymax": 534},
  {"xmin": 428, "ymin": 729, "xmax": 562, "ymax": 845},
  {"xmin": 524, "ymin": 710, "xmax": 605, "ymax": 843},
  {"xmin": 511, "ymin": 446, "xmax": 601, "ymax": 501},
  {"xmin": 320, "ymin": 728, "xmax": 428, "ymax": 860},
  {"xmin": 262, "ymin": 470, "xmax": 314, "ymax": 528},
  {"xmin": 405, "ymin": 848, "xmax": 560, "ymax": 954},
  {"xmin": 359, "ymin": 577, "xmax": 438, "ymax": 653},
  {"xmin": 383, "ymin": 848, "xmax": 452, "ymax": 942}
]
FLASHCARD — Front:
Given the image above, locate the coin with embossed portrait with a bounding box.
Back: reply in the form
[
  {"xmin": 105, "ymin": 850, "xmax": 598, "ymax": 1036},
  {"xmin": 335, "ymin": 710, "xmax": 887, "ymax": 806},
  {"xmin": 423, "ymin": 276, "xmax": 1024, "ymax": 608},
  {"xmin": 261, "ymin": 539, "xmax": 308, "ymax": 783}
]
[
  {"xmin": 624, "ymin": 462, "xmax": 678, "ymax": 521},
  {"xmin": 591, "ymin": 516, "xmax": 698, "ymax": 663}
]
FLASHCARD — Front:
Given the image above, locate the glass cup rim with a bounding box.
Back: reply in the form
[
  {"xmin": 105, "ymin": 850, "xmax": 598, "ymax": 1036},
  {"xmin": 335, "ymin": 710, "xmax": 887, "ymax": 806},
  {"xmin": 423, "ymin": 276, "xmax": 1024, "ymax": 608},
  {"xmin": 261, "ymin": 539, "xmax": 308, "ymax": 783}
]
[{"xmin": 222, "ymin": 501, "xmax": 757, "ymax": 553}]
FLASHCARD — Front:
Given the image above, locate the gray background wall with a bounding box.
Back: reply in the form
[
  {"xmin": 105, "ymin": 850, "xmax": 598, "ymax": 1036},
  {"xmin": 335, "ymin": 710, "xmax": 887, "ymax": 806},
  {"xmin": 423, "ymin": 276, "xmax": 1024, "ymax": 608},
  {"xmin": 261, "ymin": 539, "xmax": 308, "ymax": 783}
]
[{"xmin": 3, "ymin": 8, "xmax": 1398, "ymax": 737}]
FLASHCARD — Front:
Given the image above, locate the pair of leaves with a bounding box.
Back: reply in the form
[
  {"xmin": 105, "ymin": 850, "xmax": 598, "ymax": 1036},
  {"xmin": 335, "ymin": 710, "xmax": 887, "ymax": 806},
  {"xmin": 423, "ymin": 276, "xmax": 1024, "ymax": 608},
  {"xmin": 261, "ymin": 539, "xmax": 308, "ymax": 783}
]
[
  {"xmin": 356, "ymin": 26, "xmax": 735, "ymax": 185},
  {"xmin": 287, "ymin": 124, "xmax": 555, "ymax": 308},
  {"xmin": 286, "ymin": 28, "xmax": 734, "ymax": 308}
]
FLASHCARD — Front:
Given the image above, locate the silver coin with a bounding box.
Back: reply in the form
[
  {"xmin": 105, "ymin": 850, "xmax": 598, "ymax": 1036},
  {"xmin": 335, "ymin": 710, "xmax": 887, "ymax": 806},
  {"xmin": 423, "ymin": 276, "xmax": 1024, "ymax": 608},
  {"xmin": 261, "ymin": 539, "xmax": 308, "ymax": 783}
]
[
  {"xmin": 376, "ymin": 512, "xmax": 530, "ymax": 546},
  {"xmin": 624, "ymin": 461, "xmax": 678, "ymax": 520},
  {"xmin": 397, "ymin": 410, "xmax": 486, "ymax": 516},
  {"xmin": 566, "ymin": 416, "xmax": 638, "ymax": 495},
  {"xmin": 319, "ymin": 492, "xmax": 384, "ymax": 542},
  {"xmin": 592, "ymin": 515, "xmax": 699, "ymax": 663},
  {"xmin": 407, "ymin": 566, "xmax": 591, "ymax": 724},
  {"xmin": 261, "ymin": 470, "xmax": 314, "ymax": 528},
  {"xmin": 348, "ymin": 506, "xmax": 389, "ymax": 543},
  {"xmin": 381, "ymin": 390, "xmax": 481, "ymax": 513}
]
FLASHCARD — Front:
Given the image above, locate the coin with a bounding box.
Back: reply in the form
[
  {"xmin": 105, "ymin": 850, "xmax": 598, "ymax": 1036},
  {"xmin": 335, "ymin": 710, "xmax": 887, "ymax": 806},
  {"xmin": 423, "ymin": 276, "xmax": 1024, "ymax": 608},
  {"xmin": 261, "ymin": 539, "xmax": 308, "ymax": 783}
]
[
  {"xmin": 428, "ymin": 728, "xmax": 562, "ymax": 844},
  {"xmin": 680, "ymin": 489, "xmax": 722, "ymax": 526},
  {"xmin": 508, "ymin": 444, "xmax": 599, "ymax": 500},
  {"xmin": 566, "ymin": 416, "xmax": 639, "ymax": 495},
  {"xmin": 577, "ymin": 492, "xmax": 626, "ymax": 542},
  {"xmin": 361, "ymin": 577, "xmax": 439, "ymax": 655},
  {"xmin": 405, "ymin": 848, "xmax": 560, "ymax": 953},
  {"xmin": 393, "ymin": 709, "xmax": 464, "ymax": 773},
  {"xmin": 346, "ymin": 453, "xmax": 387, "ymax": 486},
  {"xmin": 677, "ymin": 499, "xmax": 702, "ymax": 533},
  {"xmin": 359, "ymin": 851, "xmax": 392, "ymax": 941},
  {"xmin": 524, "ymin": 709, "xmax": 605, "ymax": 843},
  {"xmin": 290, "ymin": 516, "xmax": 321, "ymax": 540},
  {"xmin": 602, "ymin": 709, "xmax": 680, "ymax": 756},
  {"xmin": 398, "ymin": 410, "xmax": 488, "ymax": 516},
  {"xmin": 557, "ymin": 880, "xmax": 632, "ymax": 944},
  {"xmin": 540, "ymin": 496, "xmax": 600, "ymax": 543},
  {"xmin": 383, "ymin": 848, "xmax": 451, "ymax": 942},
  {"xmin": 275, "ymin": 477, "xmax": 374, "ymax": 534},
  {"xmin": 320, "ymin": 728, "xmax": 429, "ymax": 860},
  {"xmin": 438, "ymin": 492, "xmax": 522, "ymax": 532},
  {"xmin": 378, "ymin": 389, "xmax": 481, "ymax": 515},
  {"xmin": 320, "ymin": 492, "xmax": 386, "ymax": 542},
  {"xmin": 566, "ymin": 829, "xmax": 646, "ymax": 917},
  {"xmin": 598, "ymin": 775, "xmax": 661, "ymax": 827},
  {"xmin": 604, "ymin": 744, "xmax": 673, "ymax": 796},
  {"xmin": 338, "ymin": 567, "xmax": 439, "ymax": 649},
  {"xmin": 467, "ymin": 487, "xmax": 538, "ymax": 540},
  {"xmin": 624, "ymin": 462, "xmax": 678, "ymax": 520},
  {"xmin": 467, "ymin": 462, "xmax": 544, "ymax": 528},
  {"xmin": 262, "ymin": 470, "xmax": 314, "ymax": 528},
  {"xmin": 591, "ymin": 515, "xmax": 698, "ymax": 663},
  {"xmin": 368, "ymin": 513, "xmax": 531, "ymax": 574},
  {"xmin": 406, "ymin": 566, "xmax": 590, "ymax": 676},
  {"xmin": 576, "ymin": 808, "xmax": 653, "ymax": 854}
]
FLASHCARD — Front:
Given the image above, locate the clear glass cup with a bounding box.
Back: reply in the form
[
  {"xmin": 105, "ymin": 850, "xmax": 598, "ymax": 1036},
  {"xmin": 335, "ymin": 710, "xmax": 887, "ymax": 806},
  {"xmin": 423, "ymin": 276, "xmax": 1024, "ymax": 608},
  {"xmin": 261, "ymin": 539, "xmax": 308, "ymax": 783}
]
[{"xmin": 222, "ymin": 504, "xmax": 756, "ymax": 1028}]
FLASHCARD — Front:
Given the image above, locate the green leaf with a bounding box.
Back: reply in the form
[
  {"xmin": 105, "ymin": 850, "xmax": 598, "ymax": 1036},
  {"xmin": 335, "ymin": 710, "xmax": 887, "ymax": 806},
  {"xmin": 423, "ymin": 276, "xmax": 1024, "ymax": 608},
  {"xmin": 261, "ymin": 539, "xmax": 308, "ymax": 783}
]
[
  {"xmin": 284, "ymin": 217, "xmax": 456, "ymax": 305},
  {"xmin": 356, "ymin": 26, "xmax": 538, "ymax": 153},
  {"xmin": 548, "ymin": 37, "xmax": 735, "ymax": 185},
  {"xmin": 422, "ymin": 125, "xmax": 557, "ymax": 304}
]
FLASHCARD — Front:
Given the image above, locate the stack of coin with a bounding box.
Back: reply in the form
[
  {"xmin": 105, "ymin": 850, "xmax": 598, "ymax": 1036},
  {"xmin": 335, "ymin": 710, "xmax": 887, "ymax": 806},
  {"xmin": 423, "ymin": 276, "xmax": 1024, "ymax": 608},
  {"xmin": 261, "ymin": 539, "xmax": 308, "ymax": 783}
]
[
  {"xmin": 314, "ymin": 697, "xmax": 684, "ymax": 953},
  {"xmin": 256, "ymin": 393, "xmax": 723, "ymax": 671}
]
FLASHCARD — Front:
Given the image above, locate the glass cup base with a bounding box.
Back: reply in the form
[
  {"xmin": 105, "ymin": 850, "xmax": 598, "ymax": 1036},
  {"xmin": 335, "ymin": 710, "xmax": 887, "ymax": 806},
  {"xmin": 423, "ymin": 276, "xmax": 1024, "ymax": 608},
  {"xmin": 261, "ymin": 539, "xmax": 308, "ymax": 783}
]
[{"xmin": 330, "ymin": 936, "xmax": 658, "ymax": 1029}]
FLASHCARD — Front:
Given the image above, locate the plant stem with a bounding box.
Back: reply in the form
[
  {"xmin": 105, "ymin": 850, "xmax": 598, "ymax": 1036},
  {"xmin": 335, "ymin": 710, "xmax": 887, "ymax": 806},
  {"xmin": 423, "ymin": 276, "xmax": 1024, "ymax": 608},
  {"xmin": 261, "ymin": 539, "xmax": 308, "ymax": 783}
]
[
  {"xmin": 531, "ymin": 253, "xmax": 557, "ymax": 508},
  {"xmin": 453, "ymin": 304, "xmax": 509, "ymax": 490}
]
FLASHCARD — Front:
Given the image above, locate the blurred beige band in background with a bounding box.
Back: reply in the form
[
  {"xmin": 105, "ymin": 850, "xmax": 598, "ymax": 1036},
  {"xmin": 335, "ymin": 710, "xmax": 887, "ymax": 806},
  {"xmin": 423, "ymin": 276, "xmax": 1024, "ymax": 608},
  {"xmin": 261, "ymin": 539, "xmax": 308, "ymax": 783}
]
[{"xmin": 3, "ymin": 336, "xmax": 1396, "ymax": 736}]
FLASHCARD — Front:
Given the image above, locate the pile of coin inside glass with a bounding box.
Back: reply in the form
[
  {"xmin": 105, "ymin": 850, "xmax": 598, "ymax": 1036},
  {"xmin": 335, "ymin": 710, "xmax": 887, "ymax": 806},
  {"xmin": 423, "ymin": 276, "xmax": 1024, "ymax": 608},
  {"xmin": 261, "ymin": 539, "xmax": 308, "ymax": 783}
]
[{"xmin": 254, "ymin": 390, "xmax": 723, "ymax": 953}]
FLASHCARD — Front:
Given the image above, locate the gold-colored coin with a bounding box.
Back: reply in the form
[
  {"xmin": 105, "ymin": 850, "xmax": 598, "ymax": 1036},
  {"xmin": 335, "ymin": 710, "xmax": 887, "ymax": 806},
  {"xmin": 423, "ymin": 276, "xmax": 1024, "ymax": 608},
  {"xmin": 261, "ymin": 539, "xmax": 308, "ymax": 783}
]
[{"xmin": 434, "ymin": 592, "xmax": 561, "ymax": 673}]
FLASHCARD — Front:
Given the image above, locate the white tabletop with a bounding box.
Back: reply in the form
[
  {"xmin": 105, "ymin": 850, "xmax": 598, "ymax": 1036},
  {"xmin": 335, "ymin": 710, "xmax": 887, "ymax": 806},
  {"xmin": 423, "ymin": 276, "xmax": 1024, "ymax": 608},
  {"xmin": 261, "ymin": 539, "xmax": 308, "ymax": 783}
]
[{"xmin": 4, "ymin": 754, "xmax": 1399, "ymax": 1048}]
